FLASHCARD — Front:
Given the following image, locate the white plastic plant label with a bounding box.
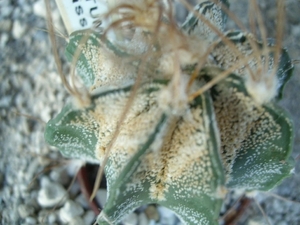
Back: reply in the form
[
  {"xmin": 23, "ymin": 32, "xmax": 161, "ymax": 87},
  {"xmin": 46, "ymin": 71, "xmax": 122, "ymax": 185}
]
[{"xmin": 55, "ymin": 0, "xmax": 108, "ymax": 35}]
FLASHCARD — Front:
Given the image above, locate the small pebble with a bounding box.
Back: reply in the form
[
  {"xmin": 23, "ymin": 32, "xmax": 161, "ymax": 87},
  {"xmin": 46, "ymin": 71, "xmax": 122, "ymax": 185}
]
[
  {"xmin": 138, "ymin": 212, "xmax": 149, "ymax": 225},
  {"xmin": 83, "ymin": 210, "xmax": 96, "ymax": 225},
  {"xmin": 12, "ymin": 20, "xmax": 27, "ymax": 39},
  {"xmin": 59, "ymin": 200, "xmax": 84, "ymax": 223},
  {"xmin": 38, "ymin": 210, "xmax": 54, "ymax": 224},
  {"xmin": 248, "ymin": 218, "xmax": 268, "ymax": 225},
  {"xmin": 69, "ymin": 179, "xmax": 80, "ymax": 196},
  {"xmin": 25, "ymin": 159, "xmax": 40, "ymax": 181},
  {"xmin": 0, "ymin": 19, "xmax": 12, "ymax": 32},
  {"xmin": 123, "ymin": 212, "xmax": 138, "ymax": 225},
  {"xmin": 18, "ymin": 204, "xmax": 35, "ymax": 218},
  {"xmin": 68, "ymin": 216, "xmax": 86, "ymax": 225},
  {"xmin": 96, "ymin": 189, "xmax": 107, "ymax": 207},
  {"xmin": 22, "ymin": 4, "xmax": 32, "ymax": 15},
  {"xmin": 148, "ymin": 220, "xmax": 156, "ymax": 225},
  {"xmin": 66, "ymin": 160, "xmax": 85, "ymax": 177},
  {"xmin": 37, "ymin": 178, "xmax": 67, "ymax": 208},
  {"xmin": 75, "ymin": 193, "xmax": 89, "ymax": 209},
  {"xmin": 157, "ymin": 206, "xmax": 177, "ymax": 225},
  {"xmin": 277, "ymin": 221, "xmax": 288, "ymax": 225},
  {"xmin": 0, "ymin": 94, "xmax": 11, "ymax": 108},
  {"xmin": 33, "ymin": 0, "xmax": 46, "ymax": 18},
  {"xmin": 49, "ymin": 167, "xmax": 70, "ymax": 186},
  {"xmin": 273, "ymin": 199, "xmax": 287, "ymax": 213},
  {"xmin": 47, "ymin": 212, "xmax": 57, "ymax": 224},
  {"xmin": 38, "ymin": 209, "xmax": 57, "ymax": 225},
  {"xmin": 25, "ymin": 194, "xmax": 40, "ymax": 210},
  {"xmin": 0, "ymin": 4, "xmax": 13, "ymax": 18},
  {"xmin": 25, "ymin": 217, "xmax": 37, "ymax": 225},
  {"xmin": 145, "ymin": 205, "xmax": 160, "ymax": 221}
]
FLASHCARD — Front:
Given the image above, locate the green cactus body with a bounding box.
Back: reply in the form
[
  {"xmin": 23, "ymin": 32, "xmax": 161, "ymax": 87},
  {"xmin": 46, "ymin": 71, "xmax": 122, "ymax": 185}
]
[{"xmin": 45, "ymin": 0, "xmax": 294, "ymax": 224}]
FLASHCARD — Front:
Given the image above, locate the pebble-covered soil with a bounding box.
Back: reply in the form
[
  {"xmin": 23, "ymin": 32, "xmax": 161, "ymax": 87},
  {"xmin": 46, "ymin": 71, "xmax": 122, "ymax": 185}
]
[{"xmin": 1, "ymin": 0, "xmax": 300, "ymax": 225}]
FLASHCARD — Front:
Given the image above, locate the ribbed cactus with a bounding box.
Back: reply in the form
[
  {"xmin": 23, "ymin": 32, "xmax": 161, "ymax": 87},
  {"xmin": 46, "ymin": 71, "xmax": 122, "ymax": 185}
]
[{"xmin": 45, "ymin": 1, "xmax": 294, "ymax": 224}]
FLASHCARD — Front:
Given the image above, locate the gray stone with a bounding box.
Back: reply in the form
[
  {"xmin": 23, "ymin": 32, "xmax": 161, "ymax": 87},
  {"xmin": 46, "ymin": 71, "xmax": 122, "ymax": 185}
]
[
  {"xmin": 38, "ymin": 210, "xmax": 56, "ymax": 224},
  {"xmin": 24, "ymin": 217, "xmax": 37, "ymax": 225},
  {"xmin": 138, "ymin": 212, "xmax": 149, "ymax": 225},
  {"xmin": 69, "ymin": 216, "xmax": 86, "ymax": 225},
  {"xmin": 69, "ymin": 179, "xmax": 81, "ymax": 196},
  {"xmin": 75, "ymin": 193, "xmax": 89, "ymax": 209},
  {"xmin": 0, "ymin": 20, "xmax": 12, "ymax": 32},
  {"xmin": 22, "ymin": 4, "xmax": 32, "ymax": 15},
  {"xmin": 25, "ymin": 159, "xmax": 40, "ymax": 181},
  {"xmin": 59, "ymin": 200, "xmax": 84, "ymax": 223},
  {"xmin": 123, "ymin": 212, "xmax": 138, "ymax": 225},
  {"xmin": 248, "ymin": 217, "xmax": 270, "ymax": 225},
  {"xmin": 145, "ymin": 205, "xmax": 159, "ymax": 221},
  {"xmin": 24, "ymin": 197, "xmax": 40, "ymax": 211},
  {"xmin": 96, "ymin": 189, "xmax": 107, "ymax": 207},
  {"xmin": 148, "ymin": 220, "xmax": 156, "ymax": 225},
  {"xmin": 277, "ymin": 221, "xmax": 288, "ymax": 225},
  {"xmin": 49, "ymin": 167, "xmax": 70, "ymax": 186},
  {"xmin": 83, "ymin": 210, "xmax": 96, "ymax": 225},
  {"xmin": 18, "ymin": 204, "xmax": 35, "ymax": 218},
  {"xmin": 292, "ymin": 25, "xmax": 300, "ymax": 37},
  {"xmin": 0, "ymin": 95, "xmax": 12, "ymax": 108},
  {"xmin": 0, "ymin": 4, "xmax": 13, "ymax": 18},
  {"xmin": 157, "ymin": 206, "xmax": 177, "ymax": 225},
  {"xmin": 37, "ymin": 177, "xmax": 68, "ymax": 208},
  {"xmin": 47, "ymin": 212, "xmax": 57, "ymax": 224}
]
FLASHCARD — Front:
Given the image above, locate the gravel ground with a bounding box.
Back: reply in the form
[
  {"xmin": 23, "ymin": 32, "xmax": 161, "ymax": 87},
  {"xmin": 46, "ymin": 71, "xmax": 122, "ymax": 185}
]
[{"xmin": 0, "ymin": 0, "xmax": 300, "ymax": 225}]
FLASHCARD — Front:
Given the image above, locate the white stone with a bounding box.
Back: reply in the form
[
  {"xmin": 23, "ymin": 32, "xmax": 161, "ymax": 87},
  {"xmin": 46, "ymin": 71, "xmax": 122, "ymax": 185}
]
[
  {"xmin": 157, "ymin": 206, "xmax": 177, "ymax": 225},
  {"xmin": 68, "ymin": 216, "xmax": 86, "ymax": 225},
  {"xmin": 47, "ymin": 212, "xmax": 57, "ymax": 224},
  {"xmin": 24, "ymin": 217, "xmax": 37, "ymax": 225},
  {"xmin": 138, "ymin": 212, "xmax": 149, "ymax": 225},
  {"xmin": 248, "ymin": 218, "xmax": 268, "ymax": 225},
  {"xmin": 83, "ymin": 210, "xmax": 96, "ymax": 225},
  {"xmin": 75, "ymin": 193, "xmax": 89, "ymax": 209},
  {"xmin": 96, "ymin": 189, "xmax": 107, "ymax": 207},
  {"xmin": 123, "ymin": 212, "xmax": 138, "ymax": 225},
  {"xmin": 66, "ymin": 160, "xmax": 85, "ymax": 177},
  {"xmin": 157, "ymin": 206, "xmax": 175, "ymax": 218},
  {"xmin": 33, "ymin": 0, "xmax": 46, "ymax": 18},
  {"xmin": 32, "ymin": 0, "xmax": 64, "ymax": 32},
  {"xmin": 12, "ymin": 20, "xmax": 27, "ymax": 39},
  {"xmin": 148, "ymin": 220, "xmax": 156, "ymax": 225},
  {"xmin": 37, "ymin": 178, "xmax": 68, "ymax": 207},
  {"xmin": 59, "ymin": 200, "xmax": 84, "ymax": 223}
]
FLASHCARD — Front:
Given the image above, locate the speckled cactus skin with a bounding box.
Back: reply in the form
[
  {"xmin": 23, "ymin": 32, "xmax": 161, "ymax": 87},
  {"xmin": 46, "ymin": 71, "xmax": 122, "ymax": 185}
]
[{"xmin": 45, "ymin": 1, "xmax": 294, "ymax": 224}]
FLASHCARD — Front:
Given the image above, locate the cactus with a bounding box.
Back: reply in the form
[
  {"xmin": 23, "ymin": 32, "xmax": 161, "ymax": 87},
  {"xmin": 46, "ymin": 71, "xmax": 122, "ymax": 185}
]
[{"xmin": 45, "ymin": 1, "xmax": 294, "ymax": 224}]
